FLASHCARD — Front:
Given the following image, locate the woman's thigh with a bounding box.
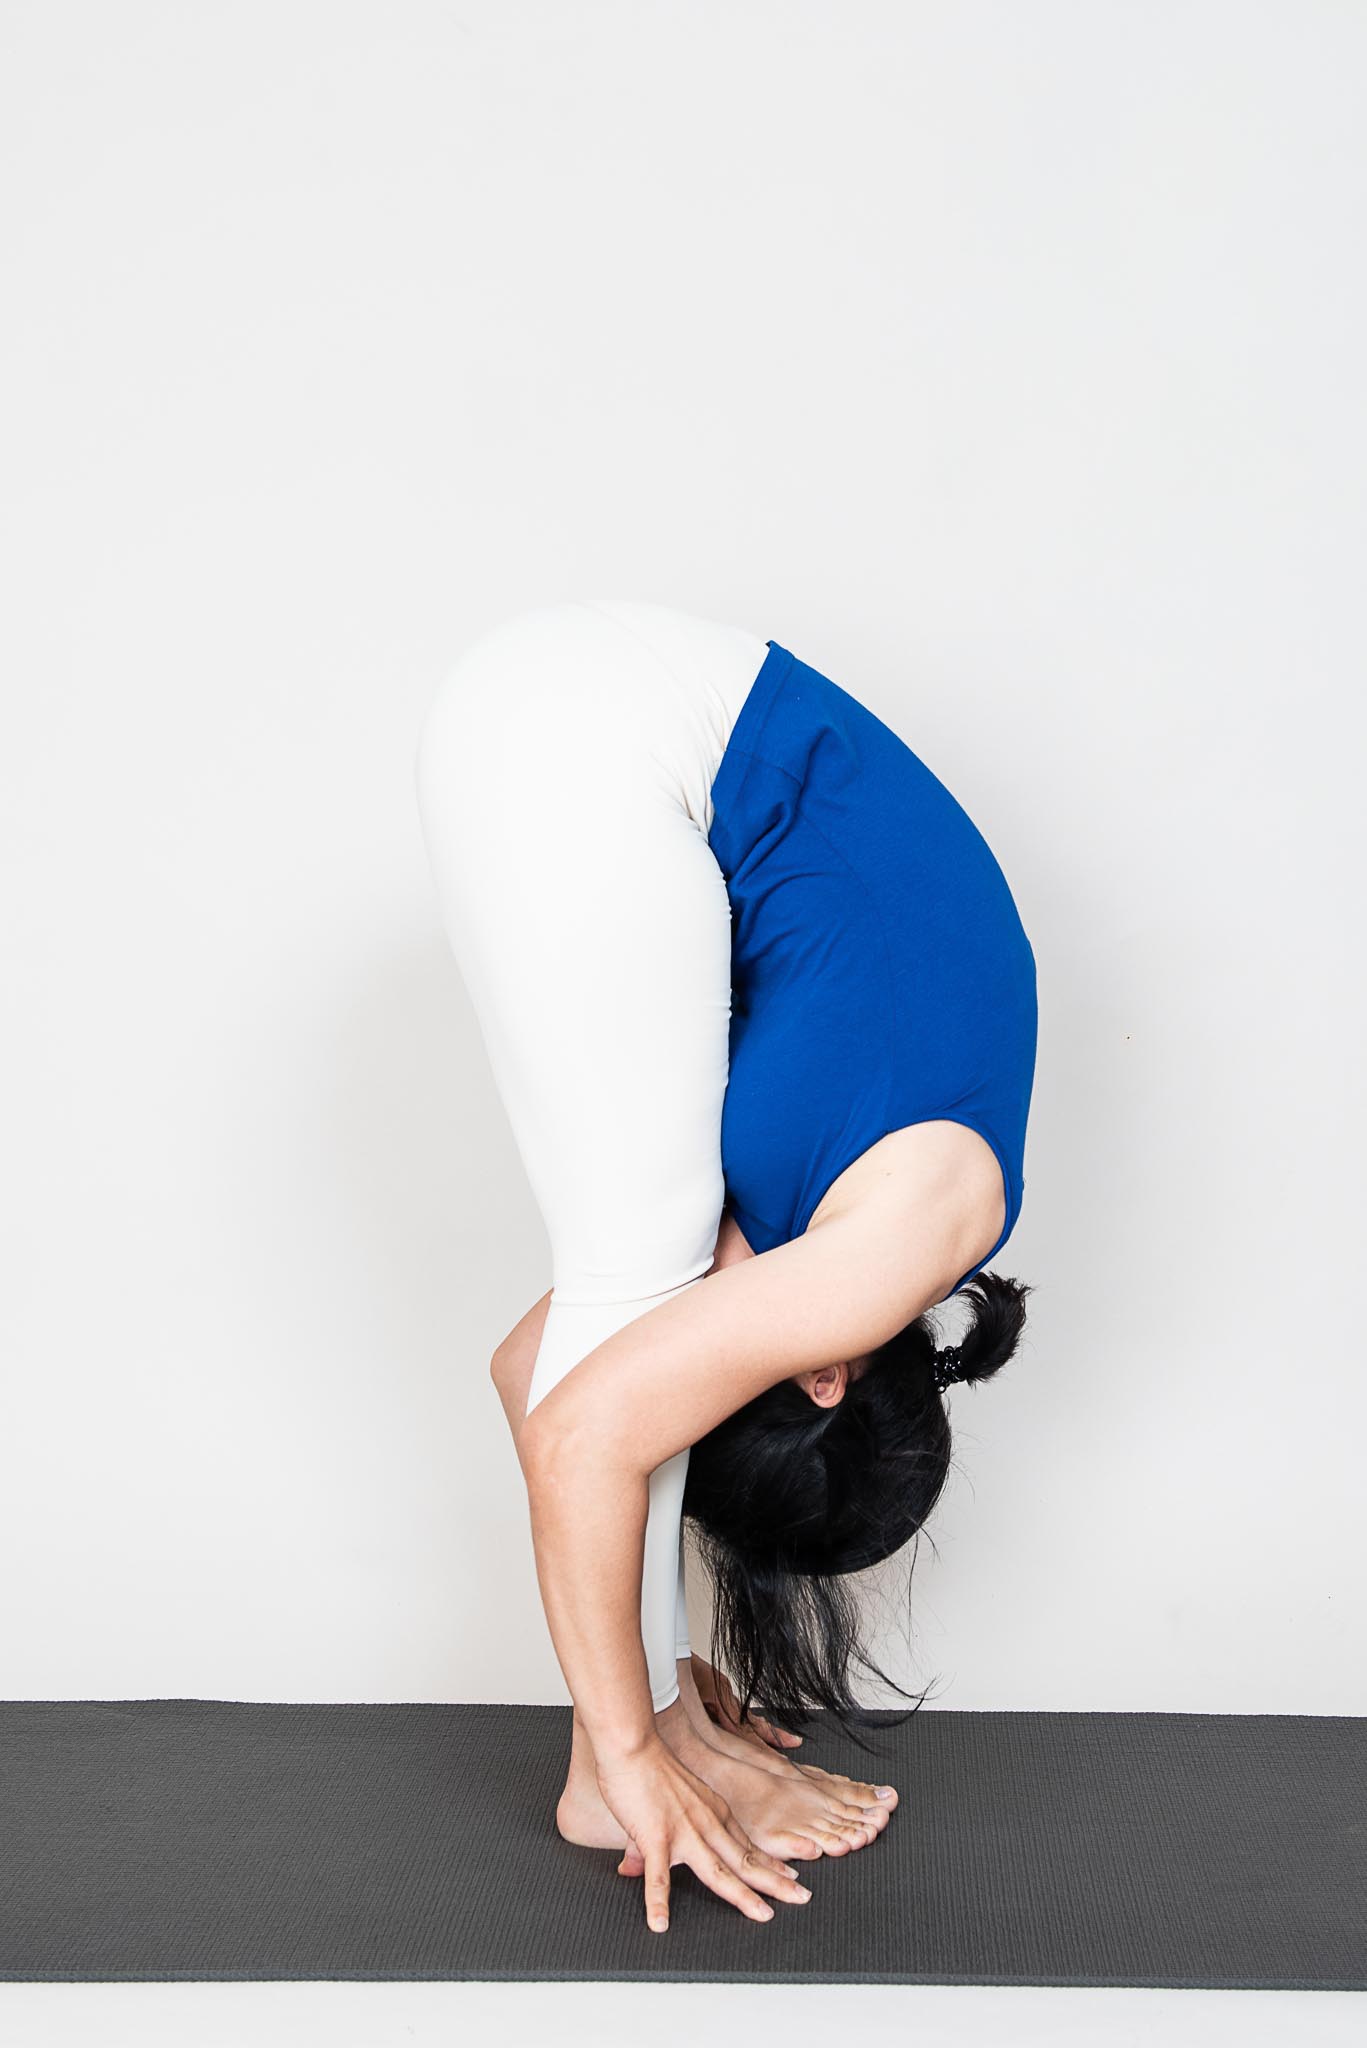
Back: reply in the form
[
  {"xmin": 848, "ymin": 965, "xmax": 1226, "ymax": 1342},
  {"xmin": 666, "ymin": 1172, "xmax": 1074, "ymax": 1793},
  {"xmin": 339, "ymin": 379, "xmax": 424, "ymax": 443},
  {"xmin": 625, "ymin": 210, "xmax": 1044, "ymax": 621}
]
[{"xmin": 414, "ymin": 599, "xmax": 736, "ymax": 1309}]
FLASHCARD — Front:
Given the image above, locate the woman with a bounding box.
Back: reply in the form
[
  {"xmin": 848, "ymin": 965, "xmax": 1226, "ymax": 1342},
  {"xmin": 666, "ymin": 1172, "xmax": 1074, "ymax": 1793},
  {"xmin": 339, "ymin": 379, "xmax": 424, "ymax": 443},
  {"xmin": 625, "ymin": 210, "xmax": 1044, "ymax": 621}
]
[{"xmin": 414, "ymin": 598, "xmax": 1037, "ymax": 1933}]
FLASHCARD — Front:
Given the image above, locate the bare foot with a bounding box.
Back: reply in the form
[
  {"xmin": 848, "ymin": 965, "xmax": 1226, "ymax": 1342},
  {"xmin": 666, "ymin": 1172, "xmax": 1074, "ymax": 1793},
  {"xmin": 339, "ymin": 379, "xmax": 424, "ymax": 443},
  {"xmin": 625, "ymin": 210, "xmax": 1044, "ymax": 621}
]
[
  {"xmin": 556, "ymin": 1771, "xmax": 631, "ymax": 1851},
  {"xmin": 554, "ymin": 1703, "xmax": 632, "ymax": 1851},
  {"xmin": 553, "ymin": 1693, "xmax": 877, "ymax": 1871},
  {"xmin": 679, "ymin": 1660, "xmax": 900, "ymax": 1819},
  {"xmin": 691, "ymin": 1652, "xmax": 803, "ymax": 1751},
  {"xmin": 553, "ymin": 1696, "xmax": 749, "ymax": 1862},
  {"xmin": 553, "ymin": 1679, "xmax": 897, "ymax": 1870},
  {"xmin": 661, "ymin": 1716, "xmax": 886, "ymax": 1860}
]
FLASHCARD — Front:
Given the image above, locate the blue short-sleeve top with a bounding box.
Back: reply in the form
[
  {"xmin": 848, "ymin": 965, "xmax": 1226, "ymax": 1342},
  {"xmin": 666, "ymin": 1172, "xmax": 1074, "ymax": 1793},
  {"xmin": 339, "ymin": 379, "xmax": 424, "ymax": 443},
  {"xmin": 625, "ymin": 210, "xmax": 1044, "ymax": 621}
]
[{"xmin": 707, "ymin": 639, "xmax": 1038, "ymax": 1298}]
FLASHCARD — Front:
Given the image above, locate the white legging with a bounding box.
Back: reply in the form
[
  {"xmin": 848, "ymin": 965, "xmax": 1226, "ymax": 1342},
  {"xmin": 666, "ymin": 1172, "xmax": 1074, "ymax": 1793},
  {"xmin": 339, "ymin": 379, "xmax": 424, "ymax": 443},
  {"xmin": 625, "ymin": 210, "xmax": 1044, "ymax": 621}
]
[{"xmin": 413, "ymin": 598, "xmax": 769, "ymax": 1712}]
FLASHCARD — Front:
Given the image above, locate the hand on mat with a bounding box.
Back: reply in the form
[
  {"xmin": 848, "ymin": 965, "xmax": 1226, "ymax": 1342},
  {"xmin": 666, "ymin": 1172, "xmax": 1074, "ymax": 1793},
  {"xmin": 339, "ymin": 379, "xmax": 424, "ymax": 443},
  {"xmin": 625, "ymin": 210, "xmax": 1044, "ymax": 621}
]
[
  {"xmin": 690, "ymin": 1652, "xmax": 802, "ymax": 1752},
  {"xmin": 595, "ymin": 1735, "xmax": 813, "ymax": 1933}
]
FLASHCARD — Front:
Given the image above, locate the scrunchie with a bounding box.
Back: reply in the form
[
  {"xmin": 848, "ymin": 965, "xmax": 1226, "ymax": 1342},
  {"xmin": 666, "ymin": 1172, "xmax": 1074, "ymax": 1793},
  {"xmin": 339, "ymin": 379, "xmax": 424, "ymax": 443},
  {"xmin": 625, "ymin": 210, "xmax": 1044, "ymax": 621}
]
[{"xmin": 932, "ymin": 1343, "xmax": 967, "ymax": 1392}]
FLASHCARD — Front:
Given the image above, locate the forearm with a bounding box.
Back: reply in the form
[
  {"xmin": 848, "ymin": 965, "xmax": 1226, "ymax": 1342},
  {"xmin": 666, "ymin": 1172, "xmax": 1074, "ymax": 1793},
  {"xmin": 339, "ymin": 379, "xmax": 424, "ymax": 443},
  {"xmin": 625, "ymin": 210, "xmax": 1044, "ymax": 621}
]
[
  {"xmin": 521, "ymin": 1423, "xmax": 658, "ymax": 1761},
  {"xmin": 501, "ymin": 1211, "xmax": 749, "ymax": 1749}
]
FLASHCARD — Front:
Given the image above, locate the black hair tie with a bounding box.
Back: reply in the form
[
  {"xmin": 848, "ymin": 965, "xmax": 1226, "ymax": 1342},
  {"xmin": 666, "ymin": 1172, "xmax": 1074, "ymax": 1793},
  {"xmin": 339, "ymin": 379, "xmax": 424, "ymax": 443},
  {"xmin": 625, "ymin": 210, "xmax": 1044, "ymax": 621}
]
[{"xmin": 932, "ymin": 1343, "xmax": 967, "ymax": 1392}]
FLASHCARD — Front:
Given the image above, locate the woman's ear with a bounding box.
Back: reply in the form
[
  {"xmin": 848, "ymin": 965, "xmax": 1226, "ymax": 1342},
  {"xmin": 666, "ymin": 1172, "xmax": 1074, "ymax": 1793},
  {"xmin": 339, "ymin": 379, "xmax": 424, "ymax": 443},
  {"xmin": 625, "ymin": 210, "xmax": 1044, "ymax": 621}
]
[{"xmin": 797, "ymin": 1359, "xmax": 850, "ymax": 1408}]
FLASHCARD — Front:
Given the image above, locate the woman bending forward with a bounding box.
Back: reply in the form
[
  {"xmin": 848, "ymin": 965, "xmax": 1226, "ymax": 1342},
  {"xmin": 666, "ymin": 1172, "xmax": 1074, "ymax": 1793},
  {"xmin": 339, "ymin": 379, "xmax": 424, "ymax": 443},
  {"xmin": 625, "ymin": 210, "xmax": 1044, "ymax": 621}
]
[{"xmin": 414, "ymin": 598, "xmax": 1038, "ymax": 1933}]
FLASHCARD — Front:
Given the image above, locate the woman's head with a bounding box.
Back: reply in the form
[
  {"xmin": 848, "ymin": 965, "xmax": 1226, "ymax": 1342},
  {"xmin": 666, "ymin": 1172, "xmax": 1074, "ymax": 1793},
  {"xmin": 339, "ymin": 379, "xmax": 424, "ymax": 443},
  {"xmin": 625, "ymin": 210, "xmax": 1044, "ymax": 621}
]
[{"xmin": 682, "ymin": 1269, "xmax": 1033, "ymax": 1742}]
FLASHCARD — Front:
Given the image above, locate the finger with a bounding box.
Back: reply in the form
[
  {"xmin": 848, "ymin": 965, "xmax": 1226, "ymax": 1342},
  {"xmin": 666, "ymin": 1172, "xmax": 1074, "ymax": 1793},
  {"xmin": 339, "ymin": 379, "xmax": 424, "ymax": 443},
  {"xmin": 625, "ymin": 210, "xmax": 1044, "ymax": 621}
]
[
  {"xmin": 642, "ymin": 1838, "xmax": 671, "ymax": 1934},
  {"xmin": 707, "ymin": 1824, "xmax": 813, "ymax": 1907},
  {"xmin": 687, "ymin": 1840, "xmax": 777, "ymax": 1922},
  {"xmin": 730, "ymin": 1834, "xmax": 814, "ymax": 1889},
  {"xmin": 617, "ymin": 1836, "xmax": 645, "ymax": 1879},
  {"xmin": 715, "ymin": 1807, "xmax": 821, "ymax": 1882}
]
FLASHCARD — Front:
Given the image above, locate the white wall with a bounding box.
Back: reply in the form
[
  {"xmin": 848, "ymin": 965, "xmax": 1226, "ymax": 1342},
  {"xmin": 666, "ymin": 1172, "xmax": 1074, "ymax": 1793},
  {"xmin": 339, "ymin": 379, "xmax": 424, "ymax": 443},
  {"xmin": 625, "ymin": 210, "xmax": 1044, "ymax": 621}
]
[{"xmin": 3, "ymin": 0, "xmax": 1363, "ymax": 1712}]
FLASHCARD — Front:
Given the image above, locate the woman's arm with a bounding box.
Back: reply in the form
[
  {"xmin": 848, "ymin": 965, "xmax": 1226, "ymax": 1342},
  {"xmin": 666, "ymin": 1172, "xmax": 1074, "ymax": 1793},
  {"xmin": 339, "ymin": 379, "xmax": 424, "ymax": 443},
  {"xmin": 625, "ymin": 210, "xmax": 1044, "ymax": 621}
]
[
  {"xmin": 522, "ymin": 1165, "xmax": 973, "ymax": 1514},
  {"xmin": 519, "ymin": 1200, "xmax": 945, "ymax": 1732},
  {"xmin": 490, "ymin": 1206, "xmax": 752, "ymax": 1450},
  {"xmin": 491, "ymin": 1225, "xmax": 811, "ymax": 1930},
  {"xmin": 519, "ymin": 1175, "xmax": 973, "ymax": 1926}
]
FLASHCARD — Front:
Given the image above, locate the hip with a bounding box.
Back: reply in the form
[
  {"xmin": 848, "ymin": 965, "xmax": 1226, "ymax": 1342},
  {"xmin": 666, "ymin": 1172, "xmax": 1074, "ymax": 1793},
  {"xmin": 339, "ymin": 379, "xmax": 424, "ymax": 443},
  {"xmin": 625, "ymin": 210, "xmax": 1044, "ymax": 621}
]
[{"xmin": 416, "ymin": 597, "xmax": 769, "ymax": 841}]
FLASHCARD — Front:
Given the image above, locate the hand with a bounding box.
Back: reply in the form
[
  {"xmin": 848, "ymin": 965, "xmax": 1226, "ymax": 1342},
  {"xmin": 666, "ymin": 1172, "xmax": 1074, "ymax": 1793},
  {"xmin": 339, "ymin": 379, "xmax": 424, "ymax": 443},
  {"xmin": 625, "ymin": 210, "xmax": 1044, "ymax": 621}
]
[
  {"xmin": 595, "ymin": 1734, "xmax": 813, "ymax": 1933},
  {"xmin": 691, "ymin": 1652, "xmax": 803, "ymax": 1752}
]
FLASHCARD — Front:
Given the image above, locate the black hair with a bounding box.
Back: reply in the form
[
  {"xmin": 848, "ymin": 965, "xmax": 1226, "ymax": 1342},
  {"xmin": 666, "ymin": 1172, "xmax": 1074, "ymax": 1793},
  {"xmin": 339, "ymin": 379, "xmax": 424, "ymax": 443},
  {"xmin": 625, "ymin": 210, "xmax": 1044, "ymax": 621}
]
[{"xmin": 681, "ymin": 1268, "xmax": 1033, "ymax": 1749}]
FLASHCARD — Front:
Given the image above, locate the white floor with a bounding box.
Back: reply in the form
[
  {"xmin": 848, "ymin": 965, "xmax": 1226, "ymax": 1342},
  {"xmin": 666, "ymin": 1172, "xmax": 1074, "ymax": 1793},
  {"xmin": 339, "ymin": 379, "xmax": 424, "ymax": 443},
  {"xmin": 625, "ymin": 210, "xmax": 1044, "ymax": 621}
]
[{"xmin": 0, "ymin": 1983, "xmax": 1361, "ymax": 2046}]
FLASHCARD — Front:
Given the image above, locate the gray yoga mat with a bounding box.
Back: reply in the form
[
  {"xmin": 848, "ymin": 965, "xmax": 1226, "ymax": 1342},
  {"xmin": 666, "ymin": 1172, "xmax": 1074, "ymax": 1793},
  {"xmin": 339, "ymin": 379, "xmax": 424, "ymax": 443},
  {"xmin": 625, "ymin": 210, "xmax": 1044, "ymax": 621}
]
[{"xmin": 0, "ymin": 1700, "xmax": 1362, "ymax": 1987}]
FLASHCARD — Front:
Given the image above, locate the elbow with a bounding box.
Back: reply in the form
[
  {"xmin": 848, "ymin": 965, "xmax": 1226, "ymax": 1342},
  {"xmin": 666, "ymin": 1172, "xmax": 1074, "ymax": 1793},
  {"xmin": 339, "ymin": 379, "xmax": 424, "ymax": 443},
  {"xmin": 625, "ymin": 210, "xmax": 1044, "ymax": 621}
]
[{"xmin": 520, "ymin": 1398, "xmax": 634, "ymax": 1498}]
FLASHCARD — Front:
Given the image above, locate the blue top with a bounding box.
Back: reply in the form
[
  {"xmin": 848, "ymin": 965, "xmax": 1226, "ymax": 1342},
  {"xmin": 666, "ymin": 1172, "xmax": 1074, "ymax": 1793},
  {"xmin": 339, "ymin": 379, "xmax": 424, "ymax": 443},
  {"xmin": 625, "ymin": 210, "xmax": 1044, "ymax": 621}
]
[{"xmin": 708, "ymin": 639, "xmax": 1038, "ymax": 1298}]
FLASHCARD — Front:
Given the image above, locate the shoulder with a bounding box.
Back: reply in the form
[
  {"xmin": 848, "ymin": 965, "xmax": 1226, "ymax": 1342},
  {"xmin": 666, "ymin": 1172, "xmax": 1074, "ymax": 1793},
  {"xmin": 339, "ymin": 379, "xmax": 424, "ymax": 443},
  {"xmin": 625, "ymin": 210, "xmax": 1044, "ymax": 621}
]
[{"xmin": 807, "ymin": 1120, "xmax": 1007, "ymax": 1306}]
